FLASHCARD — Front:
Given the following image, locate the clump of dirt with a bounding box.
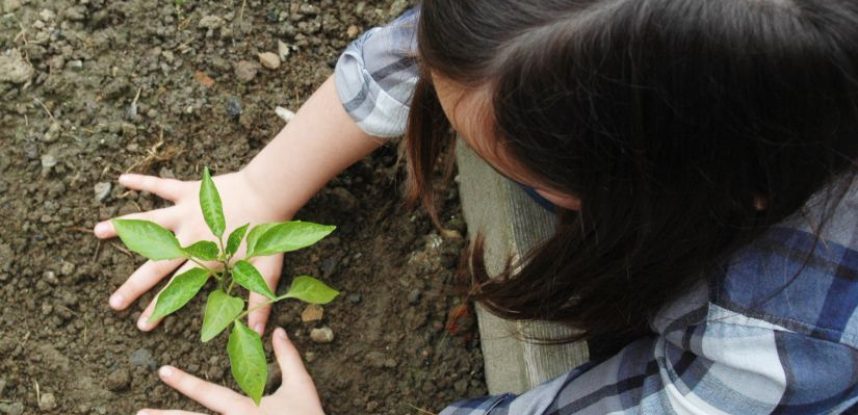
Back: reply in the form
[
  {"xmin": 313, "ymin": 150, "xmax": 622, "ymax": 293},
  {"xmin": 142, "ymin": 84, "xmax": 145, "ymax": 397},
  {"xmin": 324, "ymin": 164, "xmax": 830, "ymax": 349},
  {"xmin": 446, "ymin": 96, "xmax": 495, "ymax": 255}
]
[{"xmin": 0, "ymin": 0, "xmax": 486, "ymax": 414}]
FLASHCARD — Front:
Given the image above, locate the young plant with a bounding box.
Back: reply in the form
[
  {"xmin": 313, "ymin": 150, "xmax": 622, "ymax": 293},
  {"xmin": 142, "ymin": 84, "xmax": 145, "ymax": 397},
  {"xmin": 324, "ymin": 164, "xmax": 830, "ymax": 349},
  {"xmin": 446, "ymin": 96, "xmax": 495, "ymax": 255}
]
[{"xmin": 112, "ymin": 167, "xmax": 338, "ymax": 404}]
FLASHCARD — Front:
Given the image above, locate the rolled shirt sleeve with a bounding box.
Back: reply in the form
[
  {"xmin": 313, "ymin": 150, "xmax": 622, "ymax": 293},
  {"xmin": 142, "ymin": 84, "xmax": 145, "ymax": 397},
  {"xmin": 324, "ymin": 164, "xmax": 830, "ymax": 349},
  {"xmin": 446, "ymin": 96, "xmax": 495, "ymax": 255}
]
[{"xmin": 334, "ymin": 7, "xmax": 420, "ymax": 139}]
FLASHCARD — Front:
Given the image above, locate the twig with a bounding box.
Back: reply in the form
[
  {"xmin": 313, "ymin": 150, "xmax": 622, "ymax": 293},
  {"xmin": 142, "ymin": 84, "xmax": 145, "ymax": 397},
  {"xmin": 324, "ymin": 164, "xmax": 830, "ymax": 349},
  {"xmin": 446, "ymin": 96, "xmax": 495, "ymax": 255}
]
[
  {"xmin": 33, "ymin": 98, "xmax": 56, "ymax": 122},
  {"xmin": 406, "ymin": 404, "xmax": 437, "ymax": 415},
  {"xmin": 66, "ymin": 226, "xmax": 94, "ymax": 234},
  {"xmin": 111, "ymin": 241, "xmax": 133, "ymax": 257}
]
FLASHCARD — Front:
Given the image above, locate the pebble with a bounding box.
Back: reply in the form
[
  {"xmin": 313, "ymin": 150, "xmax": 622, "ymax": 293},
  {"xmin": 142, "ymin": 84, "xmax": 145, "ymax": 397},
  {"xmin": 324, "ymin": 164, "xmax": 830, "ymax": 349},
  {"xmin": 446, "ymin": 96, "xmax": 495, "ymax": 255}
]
[
  {"xmin": 38, "ymin": 8, "xmax": 55, "ymax": 21},
  {"xmin": 0, "ymin": 402, "xmax": 23, "ymax": 415},
  {"xmin": 407, "ymin": 288, "xmax": 421, "ymax": 305},
  {"xmin": 130, "ymin": 348, "xmax": 157, "ymax": 370},
  {"xmin": 225, "ymin": 96, "xmax": 242, "ymax": 118},
  {"xmin": 38, "ymin": 392, "xmax": 57, "ymax": 411},
  {"xmin": 94, "ymin": 182, "xmax": 111, "ymax": 203},
  {"xmin": 66, "ymin": 60, "xmax": 83, "ymax": 70},
  {"xmin": 199, "ymin": 15, "xmax": 224, "ymax": 30},
  {"xmin": 106, "ymin": 368, "xmax": 131, "ymax": 392},
  {"xmin": 0, "ymin": 49, "xmax": 34, "ymax": 85},
  {"xmin": 42, "ymin": 121, "xmax": 61, "ymax": 143},
  {"xmin": 1, "ymin": 0, "xmax": 21, "ymax": 13},
  {"xmin": 347, "ymin": 25, "xmax": 360, "ymax": 39},
  {"xmin": 301, "ymin": 304, "xmax": 324, "ymax": 323},
  {"xmin": 274, "ymin": 106, "xmax": 295, "ymax": 123},
  {"xmin": 277, "ymin": 40, "xmax": 291, "ymax": 61},
  {"xmin": 258, "ymin": 52, "xmax": 281, "ymax": 70},
  {"xmin": 60, "ymin": 261, "xmax": 75, "ymax": 276},
  {"xmin": 40, "ymin": 154, "xmax": 57, "ymax": 169},
  {"xmin": 63, "ymin": 6, "xmax": 86, "ymax": 21},
  {"xmin": 347, "ymin": 293, "xmax": 362, "ymax": 304},
  {"xmin": 309, "ymin": 326, "xmax": 334, "ymax": 343},
  {"xmin": 234, "ymin": 60, "xmax": 259, "ymax": 83}
]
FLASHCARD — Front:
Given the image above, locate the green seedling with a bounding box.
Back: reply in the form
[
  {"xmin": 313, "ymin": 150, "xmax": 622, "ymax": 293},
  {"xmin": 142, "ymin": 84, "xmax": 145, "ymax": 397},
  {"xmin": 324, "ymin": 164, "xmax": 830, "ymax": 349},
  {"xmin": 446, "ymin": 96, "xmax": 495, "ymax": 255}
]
[{"xmin": 112, "ymin": 167, "xmax": 338, "ymax": 404}]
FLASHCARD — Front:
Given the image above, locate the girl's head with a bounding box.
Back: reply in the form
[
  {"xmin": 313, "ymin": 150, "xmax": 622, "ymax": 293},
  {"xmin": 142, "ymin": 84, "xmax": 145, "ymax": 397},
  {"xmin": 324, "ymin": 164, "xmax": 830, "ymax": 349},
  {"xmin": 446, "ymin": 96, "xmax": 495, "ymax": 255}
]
[{"xmin": 406, "ymin": 0, "xmax": 858, "ymax": 339}]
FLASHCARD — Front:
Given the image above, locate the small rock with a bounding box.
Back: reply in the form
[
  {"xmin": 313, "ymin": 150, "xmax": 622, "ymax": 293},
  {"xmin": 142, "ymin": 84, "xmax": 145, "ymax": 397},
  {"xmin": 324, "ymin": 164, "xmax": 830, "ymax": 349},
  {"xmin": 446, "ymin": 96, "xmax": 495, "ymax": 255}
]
[
  {"xmin": 130, "ymin": 348, "xmax": 157, "ymax": 370},
  {"xmin": 40, "ymin": 154, "xmax": 57, "ymax": 169},
  {"xmin": 0, "ymin": 402, "xmax": 23, "ymax": 415},
  {"xmin": 274, "ymin": 106, "xmax": 295, "ymax": 123},
  {"xmin": 94, "ymin": 182, "xmax": 111, "ymax": 203},
  {"xmin": 301, "ymin": 304, "xmax": 324, "ymax": 323},
  {"xmin": 105, "ymin": 368, "xmax": 131, "ymax": 392},
  {"xmin": 42, "ymin": 121, "xmax": 62, "ymax": 143},
  {"xmin": 63, "ymin": 6, "xmax": 86, "ymax": 21},
  {"xmin": 258, "ymin": 52, "xmax": 281, "ymax": 70},
  {"xmin": 59, "ymin": 262, "xmax": 75, "ymax": 276},
  {"xmin": 309, "ymin": 327, "xmax": 334, "ymax": 344},
  {"xmin": 38, "ymin": 9, "xmax": 56, "ymax": 21},
  {"xmin": 277, "ymin": 40, "xmax": 291, "ymax": 61},
  {"xmin": 38, "ymin": 392, "xmax": 57, "ymax": 411},
  {"xmin": 199, "ymin": 15, "xmax": 224, "ymax": 30},
  {"xmin": 2, "ymin": 0, "xmax": 22, "ymax": 13},
  {"xmin": 347, "ymin": 293, "xmax": 362, "ymax": 304},
  {"xmin": 407, "ymin": 288, "xmax": 421, "ymax": 305},
  {"xmin": 234, "ymin": 60, "xmax": 259, "ymax": 83},
  {"xmin": 0, "ymin": 49, "xmax": 34, "ymax": 85},
  {"xmin": 347, "ymin": 25, "xmax": 360, "ymax": 39},
  {"xmin": 66, "ymin": 59, "xmax": 83, "ymax": 70},
  {"xmin": 225, "ymin": 96, "xmax": 242, "ymax": 118}
]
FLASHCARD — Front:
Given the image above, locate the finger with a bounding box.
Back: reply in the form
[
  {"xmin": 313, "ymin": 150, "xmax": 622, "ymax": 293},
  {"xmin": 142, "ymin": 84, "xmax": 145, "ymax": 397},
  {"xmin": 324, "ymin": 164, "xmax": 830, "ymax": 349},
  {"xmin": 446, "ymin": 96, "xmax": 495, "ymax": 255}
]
[
  {"xmin": 109, "ymin": 258, "xmax": 185, "ymax": 311},
  {"xmin": 156, "ymin": 366, "xmax": 251, "ymax": 414},
  {"xmin": 94, "ymin": 207, "xmax": 178, "ymax": 239},
  {"xmin": 137, "ymin": 261, "xmax": 197, "ymax": 331},
  {"xmin": 119, "ymin": 173, "xmax": 187, "ymax": 202},
  {"xmin": 247, "ymin": 255, "xmax": 283, "ymax": 334},
  {"xmin": 137, "ymin": 410, "xmax": 205, "ymax": 415},
  {"xmin": 272, "ymin": 327, "xmax": 312, "ymax": 383}
]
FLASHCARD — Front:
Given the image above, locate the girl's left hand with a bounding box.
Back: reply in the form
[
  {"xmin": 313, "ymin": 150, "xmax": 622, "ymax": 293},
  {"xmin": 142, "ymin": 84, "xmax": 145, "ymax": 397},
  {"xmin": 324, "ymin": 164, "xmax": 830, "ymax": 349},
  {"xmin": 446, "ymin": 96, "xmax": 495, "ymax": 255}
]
[{"xmin": 137, "ymin": 328, "xmax": 324, "ymax": 415}]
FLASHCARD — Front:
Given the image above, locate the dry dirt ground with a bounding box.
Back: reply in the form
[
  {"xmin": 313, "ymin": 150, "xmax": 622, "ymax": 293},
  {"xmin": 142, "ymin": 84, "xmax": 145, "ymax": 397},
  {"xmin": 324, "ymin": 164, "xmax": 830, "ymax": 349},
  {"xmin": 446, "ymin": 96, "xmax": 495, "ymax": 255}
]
[{"xmin": 0, "ymin": 0, "xmax": 486, "ymax": 413}]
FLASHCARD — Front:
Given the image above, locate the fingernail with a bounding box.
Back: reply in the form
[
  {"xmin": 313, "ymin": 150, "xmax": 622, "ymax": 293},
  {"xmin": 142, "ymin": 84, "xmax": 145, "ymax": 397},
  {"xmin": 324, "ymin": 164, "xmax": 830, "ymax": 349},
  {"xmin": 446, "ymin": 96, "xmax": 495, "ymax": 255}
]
[
  {"xmin": 137, "ymin": 317, "xmax": 152, "ymax": 331},
  {"xmin": 159, "ymin": 366, "xmax": 173, "ymax": 378},
  {"xmin": 119, "ymin": 174, "xmax": 130, "ymax": 183},
  {"xmin": 254, "ymin": 323, "xmax": 264, "ymax": 335},
  {"xmin": 275, "ymin": 327, "xmax": 287, "ymax": 339},
  {"xmin": 137, "ymin": 411, "xmax": 149, "ymax": 415},
  {"xmin": 94, "ymin": 222, "xmax": 109, "ymax": 236},
  {"xmin": 109, "ymin": 293, "xmax": 124, "ymax": 309}
]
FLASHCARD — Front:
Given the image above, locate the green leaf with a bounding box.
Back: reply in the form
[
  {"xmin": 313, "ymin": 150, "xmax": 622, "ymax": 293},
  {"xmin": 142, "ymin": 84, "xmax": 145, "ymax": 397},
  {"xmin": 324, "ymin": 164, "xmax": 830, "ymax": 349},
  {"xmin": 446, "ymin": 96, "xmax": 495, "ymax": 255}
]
[
  {"xmin": 251, "ymin": 221, "xmax": 336, "ymax": 257},
  {"xmin": 200, "ymin": 167, "xmax": 226, "ymax": 237},
  {"xmin": 201, "ymin": 290, "xmax": 244, "ymax": 342},
  {"xmin": 112, "ymin": 219, "xmax": 185, "ymax": 261},
  {"xmin": 228, "ymin": 321, "xmax": 267, "ymax": 405},
  {"xmin": 183, "ymin": 240, "xmax": 219, "ymax": 261},
  {"xmin": 279, "ymin": 275, "xmax": 339, "ymax": 304},
  {"xmin": 226, "ymin": 223, "xmax": 250, "ymax": 256},
  {"xmin": 232, "ymin": 260, "xmax": 275, "ymax": 299},
  {"xmin": 244, "ymin": 223, "xmax": 279, "ymax": 257},
  {"xmin": 150, "ymin": 268, "xmax": 211, "ymax": 321}
]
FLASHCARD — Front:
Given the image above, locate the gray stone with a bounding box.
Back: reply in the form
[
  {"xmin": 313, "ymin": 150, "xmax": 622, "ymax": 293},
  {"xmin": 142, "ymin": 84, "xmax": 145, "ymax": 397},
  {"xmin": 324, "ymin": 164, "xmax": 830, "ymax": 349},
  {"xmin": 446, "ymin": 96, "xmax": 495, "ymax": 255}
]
[
  {"xmin": 38, "ymin": 392, "xmax": 57, "ymax": 411},
  {"xmin": 407, "ymin": 288, "xmax": 421, "ymax": 305},
  {"xmin": 40, "ymin": 154, "xmax": 57, "ymax": 169},
  {"xmin": 225, "ymin": 96, "xmax": 242, "ymax": 118},
  {"xmin": 199, "ymin": 15, "xmax": 224, "ymax": 30},
  {"xmin": 277, "ymin": 40, "xmax": 291, "ymax": 61},
  {"xmin": 0, "ymin": 401, "xmax": 23, "ymax": 415},
  {"xmin": 234, "ymin": 60, "xmax": 259, "ymax": 83},
  {"xmin": 94, "ymin": 182, "xmax": 111, "ymax": 203},
  {"xmin": 0, "ymin": 50, "xmax": 34, "ymax": 85},
  {"xmin": 1, "ymin": 0, "xmax": 21, "ymax": 13},
  {"xmin": 130, "ymin": 348, "xmax": 157, "ymax": 370}
]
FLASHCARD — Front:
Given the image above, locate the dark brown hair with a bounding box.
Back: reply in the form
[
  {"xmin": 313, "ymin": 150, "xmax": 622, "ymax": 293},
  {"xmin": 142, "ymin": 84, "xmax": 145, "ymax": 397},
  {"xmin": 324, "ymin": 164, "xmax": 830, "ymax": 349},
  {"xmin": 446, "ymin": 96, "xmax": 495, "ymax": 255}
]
[{"xmin": 405, "ymin": 0, "xmax": 858, "ymax": 341}]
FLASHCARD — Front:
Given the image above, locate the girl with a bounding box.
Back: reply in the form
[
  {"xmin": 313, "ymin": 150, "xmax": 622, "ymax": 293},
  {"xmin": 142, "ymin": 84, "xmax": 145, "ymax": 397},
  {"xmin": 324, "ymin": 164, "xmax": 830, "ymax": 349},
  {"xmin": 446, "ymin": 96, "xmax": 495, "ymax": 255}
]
[{"xmin": 97, "ymin": 0, "xmax": 858, "ymax": 414}]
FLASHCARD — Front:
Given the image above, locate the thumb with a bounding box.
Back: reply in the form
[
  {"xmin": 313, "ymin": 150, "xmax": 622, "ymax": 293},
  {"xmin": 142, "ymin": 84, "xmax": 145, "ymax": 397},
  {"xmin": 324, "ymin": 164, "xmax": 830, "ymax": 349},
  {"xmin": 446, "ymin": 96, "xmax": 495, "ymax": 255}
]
[{"xmin": 272, "ymin": 327, "xmax": 312, "ymax": 385}]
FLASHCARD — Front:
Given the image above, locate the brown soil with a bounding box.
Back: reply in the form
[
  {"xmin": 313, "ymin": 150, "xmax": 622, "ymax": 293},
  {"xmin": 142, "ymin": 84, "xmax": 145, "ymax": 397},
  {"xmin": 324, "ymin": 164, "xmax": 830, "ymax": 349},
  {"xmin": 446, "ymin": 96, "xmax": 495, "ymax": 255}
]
[{"xmin": 0, "ymin": 1, "xmax": 486, "ymax": 414}]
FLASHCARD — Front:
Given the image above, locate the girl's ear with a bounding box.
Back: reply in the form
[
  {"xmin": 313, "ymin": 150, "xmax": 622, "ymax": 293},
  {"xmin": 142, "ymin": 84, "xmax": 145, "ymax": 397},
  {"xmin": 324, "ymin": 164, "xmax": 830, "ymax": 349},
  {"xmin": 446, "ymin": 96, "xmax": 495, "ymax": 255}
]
[{"xmin": 534, "ymin": 188, "xmax": 582, "ymax": 211}]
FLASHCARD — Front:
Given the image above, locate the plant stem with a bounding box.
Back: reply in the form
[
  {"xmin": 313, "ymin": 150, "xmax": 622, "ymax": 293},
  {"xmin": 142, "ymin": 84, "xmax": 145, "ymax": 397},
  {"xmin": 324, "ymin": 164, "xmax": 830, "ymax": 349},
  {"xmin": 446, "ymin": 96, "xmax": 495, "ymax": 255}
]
[
  {"xmin": 187, "ymin": 257, "xmax": 218, "ymax": 276},
  {"xmin": 234, "ymin": 297, "xmax": 281, "ymax": 322}
]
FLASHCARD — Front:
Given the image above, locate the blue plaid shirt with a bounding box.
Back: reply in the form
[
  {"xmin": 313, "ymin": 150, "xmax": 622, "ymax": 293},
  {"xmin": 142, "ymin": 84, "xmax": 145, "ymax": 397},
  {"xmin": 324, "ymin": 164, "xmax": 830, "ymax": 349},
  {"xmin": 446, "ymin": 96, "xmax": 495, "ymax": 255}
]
[{"xmin": 334, "ymin": 9, "xmax": 858, "ymax": 414}]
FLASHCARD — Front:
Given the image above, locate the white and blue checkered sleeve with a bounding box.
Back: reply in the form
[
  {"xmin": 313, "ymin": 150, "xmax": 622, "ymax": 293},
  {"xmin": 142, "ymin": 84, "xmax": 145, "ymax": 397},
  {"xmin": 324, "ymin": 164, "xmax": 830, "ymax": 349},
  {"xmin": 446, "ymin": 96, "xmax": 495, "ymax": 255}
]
[{"xmin": 334, "ymin": 8, "xmax": 420, "ymax": 139}]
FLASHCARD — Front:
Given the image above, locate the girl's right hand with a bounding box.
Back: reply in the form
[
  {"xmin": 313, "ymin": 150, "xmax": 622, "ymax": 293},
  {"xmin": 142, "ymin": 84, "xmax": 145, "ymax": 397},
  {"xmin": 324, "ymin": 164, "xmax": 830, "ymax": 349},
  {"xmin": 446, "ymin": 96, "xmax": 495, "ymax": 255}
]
[{"xmin": 94, "ymin": 170, "xmax": 289, "ymax": 334}]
